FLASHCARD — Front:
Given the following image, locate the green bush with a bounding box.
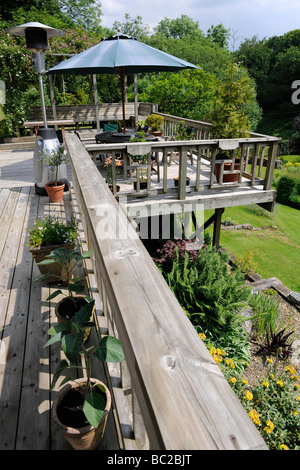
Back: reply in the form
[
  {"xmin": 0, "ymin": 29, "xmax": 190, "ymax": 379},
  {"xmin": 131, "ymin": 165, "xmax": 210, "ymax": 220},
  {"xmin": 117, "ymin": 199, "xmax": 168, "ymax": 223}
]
[
  {"xmin": 162, "ymin": 245, "xmax": 251, "ymax": 366},
  {"xmin": 276, "ymin": 171, "xmax": 300, "ymax": 209}
]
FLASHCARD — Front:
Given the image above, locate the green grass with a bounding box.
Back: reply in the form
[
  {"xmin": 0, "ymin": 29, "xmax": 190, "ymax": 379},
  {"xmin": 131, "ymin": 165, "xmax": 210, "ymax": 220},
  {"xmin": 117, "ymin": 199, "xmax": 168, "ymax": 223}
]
[{"xmin": 205, "ymin": 203, "xmax": 300, "ymax": 292}]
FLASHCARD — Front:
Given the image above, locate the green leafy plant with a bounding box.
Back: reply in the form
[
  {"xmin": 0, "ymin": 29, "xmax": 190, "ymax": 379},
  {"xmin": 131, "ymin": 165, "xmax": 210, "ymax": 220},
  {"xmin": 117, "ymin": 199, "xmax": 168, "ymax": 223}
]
[
  {"xmin": 164, "ymin": 245, "xmax": 251, "ymax": 359},
  {"xmin": 145, "ymin": 113, "xmax": 163, "ymax": 132},
  {"xmin": 40, "ymin": 145, "xmax": 69, "ymax": 186},
  {"xmin": 35, "ymin": 247, "xmax": 94, "ymax": 311},
  {"xmin": 248, "ymin": 291, "xmax": 280, "ymax": 339},
  {"xmin": 44, "ymin": 302, "xmax": 125, "ymax": 429},
  {"xmin": 27, "ymin": 215, "xmax": 78, "ymax": 248},
  {"xmin": 234, "ymin": 250, "xmax": 257, "ymax": 276},
  {"xmin": 210, "ymin": 60, "xmax": 253, "ymax": 140}
]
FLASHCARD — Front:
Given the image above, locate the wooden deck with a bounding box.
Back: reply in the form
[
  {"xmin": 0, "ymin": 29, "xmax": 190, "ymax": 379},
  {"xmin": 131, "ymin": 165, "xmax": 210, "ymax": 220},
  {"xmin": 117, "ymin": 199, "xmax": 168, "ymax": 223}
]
[{"xmin": 0, "ymin": 148, "xmax": 123, "ymax": 450}]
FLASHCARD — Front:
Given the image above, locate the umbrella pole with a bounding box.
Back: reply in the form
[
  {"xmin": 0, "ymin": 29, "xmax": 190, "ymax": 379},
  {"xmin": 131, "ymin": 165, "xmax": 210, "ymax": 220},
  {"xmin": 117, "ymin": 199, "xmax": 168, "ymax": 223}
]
[{"xmin": 120, "ymin": 67, "xmax": 126, "ymax": 134}]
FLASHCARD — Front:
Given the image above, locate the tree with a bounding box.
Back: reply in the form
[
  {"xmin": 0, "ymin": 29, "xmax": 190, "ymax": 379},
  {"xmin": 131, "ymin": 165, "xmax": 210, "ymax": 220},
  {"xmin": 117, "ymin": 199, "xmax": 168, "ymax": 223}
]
[
  {"xmin": 58, "ymin": 0, "xmax": 103, "ymax": 33},
  {"xmin": 154, "ymin": 15, "xmax": 203, "ymax": 39},
  {"xmin": 210, "ymin": 60, "xmax": 256, "ymax": 139},
  {"xmin": 112, "ymin": 13, "xmax": 150, "ymax": 40},
  {"xmin": 138, "ymin": 69, "xmax": 217, "ymax": 121},
  {"xmin": 206, "ymin": 24, "xmax": 230, "ymax": 49}
]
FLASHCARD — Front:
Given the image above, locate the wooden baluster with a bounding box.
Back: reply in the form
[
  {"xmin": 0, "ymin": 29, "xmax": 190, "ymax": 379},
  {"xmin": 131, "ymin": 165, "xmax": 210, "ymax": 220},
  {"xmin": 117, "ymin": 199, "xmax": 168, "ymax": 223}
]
[
  {"xmin": 132, "ymin": 389, "xmax": 149, "ymax": 450},
  {"xmin": 251, "ymin": 143, "xmax": 259, "ymax": 186},
  {"xmin": 162, "ymin": 148, "xmax": 168, "ymax": 194},
  {"xmin": 178, "ymin": 146, "xmax": 188, "ymax": 200},
  {"xmin": 195, "ymin": 147, "xmax": 201, "ymax": 192}
]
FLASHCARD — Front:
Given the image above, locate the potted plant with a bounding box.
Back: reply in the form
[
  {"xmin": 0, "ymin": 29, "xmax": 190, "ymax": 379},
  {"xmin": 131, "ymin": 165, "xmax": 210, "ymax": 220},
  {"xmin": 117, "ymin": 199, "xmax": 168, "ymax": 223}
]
[
  {"xmin": 133, "ymin": 172, "xmax": 148, "ymax": 190},
  {"xmin": 41, "ymin": 145, "xmax": 69, "ymax": 202},
  {"xmin": 27, "ymin": 215, "xmax": 78, "ymax": 282},
  {"xmin": 129, "ymin": 132, "xmax": 149, "ymax": 190},
  {"xmin": 44, "ymin": 300, "xmax": 124, "ymax": 450},
  {"xmin": 210, "ymin": 60, "xmax": 253, "ymax": 183},
  {"xmin": 136, "ymin": 119, "xmax": 148, "ymax": 132},
  {"xmin": 104, "ymin": 155, "xmax": 122, "ymax": 192},
  {"xmin": 173, "ymin": 176, "xmax": 190, "ymax": 187},
  {"xmin": 145, "ymin": 114, "xmax": 164, "ymax": 136},
  {"xmin": 35, "ymin": 247, "xmax": 94, "ymax": 341}
]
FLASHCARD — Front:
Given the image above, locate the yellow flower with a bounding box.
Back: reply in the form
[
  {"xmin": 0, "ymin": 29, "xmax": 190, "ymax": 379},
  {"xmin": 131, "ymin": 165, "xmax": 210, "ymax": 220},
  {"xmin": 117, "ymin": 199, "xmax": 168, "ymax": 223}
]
[
  {"xmin": 262, "ymin": 381, "xmax": 269, "ymax": 387},
  {"xmin": 229, "ymin": 377, "xmax": 237, "ymax": 384},
  {"xmin": 265, "ymin": 420, "xmax": 274, "ymax": 430},
  {"xmin": 248, "ymin": 409, "xmax": 260, "ymax": 425},
  {"xmin": 267, "ymin": 358, "xmax": 273, "ymax": 364},
  {"xmin": 242, "ymin": 379, "xmax": 248, "ymax": 385},
  {"xmin": 276, "ymin": 380, "xmax": 284, "ymax": 387},
  {"xmin": 198, "ymin": 333, "xmax": 206, "ymax": 340},
  {"xmin": 270, "ymin": 373, "xmax": 274, "ymax": 379},
  {"xmin": 293, "ymin": 410, "xmax": 298, "ymax": 416},
  {"xmin": 280, "ymin": 444, "xmax": 289, "ymax": 450},
  {"xmin": 286, "ymin": 365, "xmax": 296, "ymax": 375},
  {"xmin": 225, "ymin": 358, "xmax": 235, "ymax": 369},
  {"xmin": 297, "ymin": 396, "xmax": 300, "ymax": 402},
  {"xmin": 244, "ymin": 391, "xmax": 253, "ymax": 401},
  {"xmin": 263, "ymin": 426, "xmax": 272, "ymax": 434}
]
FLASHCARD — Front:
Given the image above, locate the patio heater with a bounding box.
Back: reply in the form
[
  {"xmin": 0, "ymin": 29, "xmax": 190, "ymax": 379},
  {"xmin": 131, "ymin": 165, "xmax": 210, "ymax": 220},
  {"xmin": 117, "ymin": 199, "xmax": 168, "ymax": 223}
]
[{"xmin": 7, "ymin": 22, "xmax": 69, "ymax": 195}]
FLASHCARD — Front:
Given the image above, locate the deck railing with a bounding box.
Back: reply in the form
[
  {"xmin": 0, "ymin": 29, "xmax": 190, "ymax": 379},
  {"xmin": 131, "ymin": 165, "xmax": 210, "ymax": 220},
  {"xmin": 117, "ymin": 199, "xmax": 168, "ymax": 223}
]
[
  {"xmin": 65, "ymin": 133, "xmax": 268, "ymax": 450},
  {"xmin": 85, "ymin": 132, "xmax": 280, "ymax": 201}
]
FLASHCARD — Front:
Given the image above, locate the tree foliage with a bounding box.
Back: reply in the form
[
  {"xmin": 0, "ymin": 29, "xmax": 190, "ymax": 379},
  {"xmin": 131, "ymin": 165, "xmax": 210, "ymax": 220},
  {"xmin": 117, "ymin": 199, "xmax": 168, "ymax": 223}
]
[{"xmin": 236, "ymin": 30, "xmax": 300, "ymax": 139}]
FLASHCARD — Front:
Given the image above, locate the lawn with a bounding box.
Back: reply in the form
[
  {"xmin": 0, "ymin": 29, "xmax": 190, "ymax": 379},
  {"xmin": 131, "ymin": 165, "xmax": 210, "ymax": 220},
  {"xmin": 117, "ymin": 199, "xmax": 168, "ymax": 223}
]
[{"xmin": 204, "ymin": 202, "xmax": 300, "ymax": 292}]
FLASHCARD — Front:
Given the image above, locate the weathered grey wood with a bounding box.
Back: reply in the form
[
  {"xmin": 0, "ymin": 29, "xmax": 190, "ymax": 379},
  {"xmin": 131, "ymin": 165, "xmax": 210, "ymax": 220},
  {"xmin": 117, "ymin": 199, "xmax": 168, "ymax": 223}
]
[{"xmin": 66, "ymin": 133, "xmax": 268, "ymax": 450}]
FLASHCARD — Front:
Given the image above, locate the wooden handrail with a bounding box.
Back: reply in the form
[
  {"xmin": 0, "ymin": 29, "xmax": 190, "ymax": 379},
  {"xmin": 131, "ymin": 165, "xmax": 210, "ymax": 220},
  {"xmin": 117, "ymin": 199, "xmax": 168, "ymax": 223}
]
[
  {"xmin": 85, "ymin": 135, "xmax": 280, "ymax": 201},
  {"xmin": 66, "ymin": 133, "xmax": 267, "ymax": 450}
]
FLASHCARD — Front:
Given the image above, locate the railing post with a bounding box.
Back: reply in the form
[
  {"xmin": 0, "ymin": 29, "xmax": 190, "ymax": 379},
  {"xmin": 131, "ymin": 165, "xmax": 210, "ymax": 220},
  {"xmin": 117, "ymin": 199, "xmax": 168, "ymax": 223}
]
[
  {"xmin": 264, "ymin": 142, "xmax": 279, "ymax": 190},
  {"xmin": 178, "ymin": 146, "xmax": 188, "ymax": 200}
]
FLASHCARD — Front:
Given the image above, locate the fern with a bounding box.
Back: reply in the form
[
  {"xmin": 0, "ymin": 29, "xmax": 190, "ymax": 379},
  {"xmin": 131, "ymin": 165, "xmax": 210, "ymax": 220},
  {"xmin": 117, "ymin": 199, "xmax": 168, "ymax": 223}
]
[{"xmin": 165, "ymin": 245, "xmax": 251, "ymax": 335}]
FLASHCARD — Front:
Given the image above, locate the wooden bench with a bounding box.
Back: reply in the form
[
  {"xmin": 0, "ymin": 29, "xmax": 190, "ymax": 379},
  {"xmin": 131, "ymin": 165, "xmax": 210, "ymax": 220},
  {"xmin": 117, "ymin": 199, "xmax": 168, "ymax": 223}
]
[
  {"xmin": 21, "ymin": 102, "xmax": 159, "ymax": 135},
  {"xmin": 24, "ymin": 120, "xmax": 74, "ymax": 144},
  {"xmin": 25, "ymin": 103, "xmax": 136, "ymax": 129}
]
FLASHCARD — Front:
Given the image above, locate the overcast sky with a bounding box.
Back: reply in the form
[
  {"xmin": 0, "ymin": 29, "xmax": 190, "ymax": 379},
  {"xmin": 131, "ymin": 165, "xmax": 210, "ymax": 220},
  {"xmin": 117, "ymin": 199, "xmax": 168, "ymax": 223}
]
[{"xmin": 101, "ymin": 0, "xmax": 299, "ymax": 45}]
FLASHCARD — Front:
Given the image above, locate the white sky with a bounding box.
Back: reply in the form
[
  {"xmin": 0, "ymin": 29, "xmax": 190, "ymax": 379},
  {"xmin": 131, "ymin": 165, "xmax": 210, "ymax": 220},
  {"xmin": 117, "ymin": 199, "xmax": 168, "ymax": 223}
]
[{"xmin": 100, "ymin": 0, "xmax": 300, "ymax": 44}]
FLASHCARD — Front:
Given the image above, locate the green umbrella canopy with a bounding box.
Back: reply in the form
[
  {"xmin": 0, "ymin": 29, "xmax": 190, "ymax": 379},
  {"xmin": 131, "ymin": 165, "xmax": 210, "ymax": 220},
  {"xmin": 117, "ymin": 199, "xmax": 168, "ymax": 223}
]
[
  {"xmin": 46, "ymin": 34, "xmax": 201, "ymax": 133},
  {"xmin": 46, "ymin": 34, "xmax": 201, "ymax": 75}
]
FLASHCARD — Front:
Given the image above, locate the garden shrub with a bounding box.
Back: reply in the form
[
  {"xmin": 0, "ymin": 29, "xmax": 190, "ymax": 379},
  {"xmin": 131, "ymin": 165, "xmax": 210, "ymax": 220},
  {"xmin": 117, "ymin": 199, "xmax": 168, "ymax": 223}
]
[
  {"xmin": 276, "ymin": 170, "xmax": 300, "ymax": 209},
  {"xmin": 161, "ymin": 245, "xmax": 251, "ymax": 367}
]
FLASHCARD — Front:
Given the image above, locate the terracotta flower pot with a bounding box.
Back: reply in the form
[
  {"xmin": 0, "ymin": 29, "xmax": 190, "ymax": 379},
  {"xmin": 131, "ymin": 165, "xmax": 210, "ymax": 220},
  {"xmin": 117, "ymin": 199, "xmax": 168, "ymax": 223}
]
[
  {"xmin": 55, "ymin": 295, "xmax": 94, "ymax": 342},
  {"xmin": 52, "ymin": 378, "xmax": 111, "ymax": 450},
  {"xmin": 214, "ymin": 161, "xmax": 241, "ymax": 183},
  {"xmin": 29, "ymin": 243, "xmax": 75, "ymax": 283},
  {"xmin": 45, "ymin": 181, "xmax": 65, "ymax": 202}
]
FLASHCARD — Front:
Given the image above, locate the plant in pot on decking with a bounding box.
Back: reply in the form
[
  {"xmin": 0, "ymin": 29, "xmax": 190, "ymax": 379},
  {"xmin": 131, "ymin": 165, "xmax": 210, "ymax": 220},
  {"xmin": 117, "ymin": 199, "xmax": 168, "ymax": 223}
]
[
  {"xmin": 145, "ymin": 114, "xmax": 164, "ymax": 136},
  {"xmin": 210, "ymin": 60, "xmax": 254, "ymax": 183},
  {"xmin": 41, "ymin": 145, "xmax": 69, "ymax": 202},
  {"xmin": 130, "ymin": 131, "xmax": 149, "ymax": 190},
  {"xmin": 104, "ymin": 155, "xmax": 122, "ymax": 192},
  {"xmin": 35, "ymin": 246, "xmax": 94, "ymax": 340},
  {"xmin": 44, "ymin": 298, "xmax": 125, "ymax": 450},
  {"xmin": 27, "ymin": 215, "xmax": 78, "ymax": 282}
]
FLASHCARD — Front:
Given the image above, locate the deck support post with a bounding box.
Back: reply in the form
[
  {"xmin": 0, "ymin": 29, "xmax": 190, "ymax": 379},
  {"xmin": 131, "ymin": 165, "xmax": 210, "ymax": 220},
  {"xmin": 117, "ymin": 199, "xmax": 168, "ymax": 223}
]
[{"xmin": 212, "ymin": 208, "xmax": 224, "ymax": 249}]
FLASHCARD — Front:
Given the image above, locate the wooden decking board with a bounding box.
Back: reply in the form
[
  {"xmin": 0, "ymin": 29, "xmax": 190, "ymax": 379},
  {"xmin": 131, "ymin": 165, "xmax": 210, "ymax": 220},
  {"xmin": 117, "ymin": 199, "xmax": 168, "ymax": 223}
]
[{"xmin": 0, "ymin": 183, "xmax": 122, "ymax": 450}]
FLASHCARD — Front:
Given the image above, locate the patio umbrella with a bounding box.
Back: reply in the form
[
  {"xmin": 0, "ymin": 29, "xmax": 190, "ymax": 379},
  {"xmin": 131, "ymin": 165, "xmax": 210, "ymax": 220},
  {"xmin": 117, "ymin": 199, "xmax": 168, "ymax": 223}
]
[{"xmin": 46, "ymin": 33, "xmax": 201, "ymax": 134}]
